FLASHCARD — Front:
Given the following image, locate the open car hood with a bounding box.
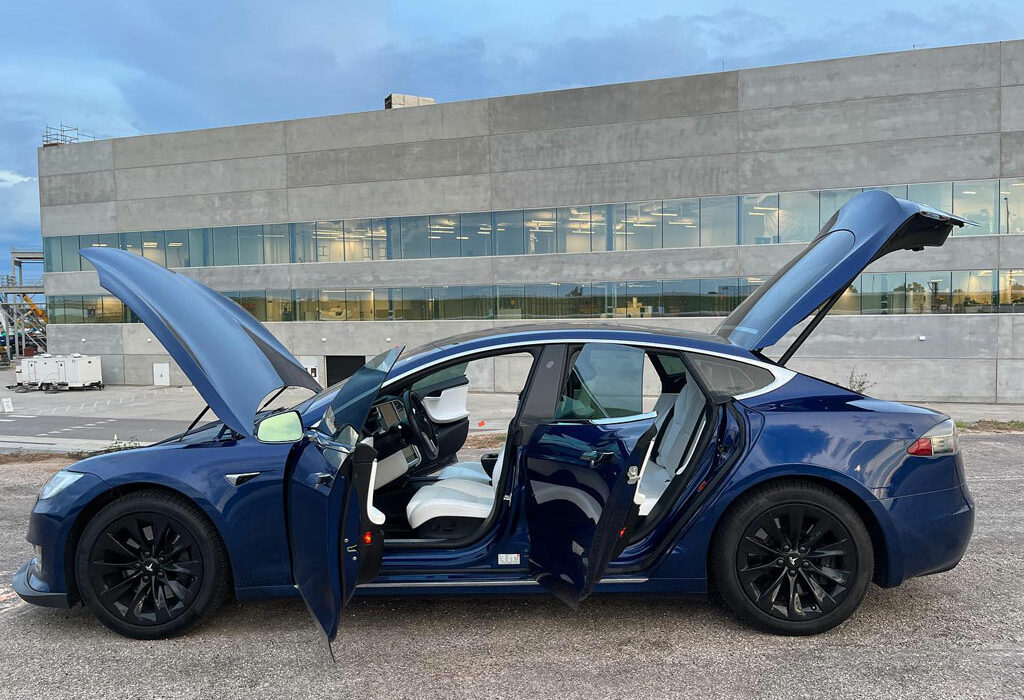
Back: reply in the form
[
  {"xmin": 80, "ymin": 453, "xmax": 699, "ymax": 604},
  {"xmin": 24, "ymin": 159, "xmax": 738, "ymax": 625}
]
[
  {"xmin": 715, "ymin": 190, "xmax": 975, "ymax": 353},
  {"xmin": 81, "ymin": 247, "xmax": 321, "ymax": 438}
]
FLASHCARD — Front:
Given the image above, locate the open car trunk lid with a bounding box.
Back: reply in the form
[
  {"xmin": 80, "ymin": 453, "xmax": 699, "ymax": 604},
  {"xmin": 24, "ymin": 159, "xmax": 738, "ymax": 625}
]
[
  {"xmin": 81, "ymin": 247, "xmax": 321, "ymax": 438},
  {"xmin": 715, "ymin": 190, "xmax": 975, "ymax": 354}
]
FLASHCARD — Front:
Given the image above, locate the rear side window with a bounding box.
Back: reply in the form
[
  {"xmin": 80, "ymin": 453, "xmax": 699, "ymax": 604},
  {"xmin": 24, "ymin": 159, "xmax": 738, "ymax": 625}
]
[
  {"xmin": 689, "ymin": 354, "xmax": 775, "ymax": 396},
  {"xmin": 556, "ymin": 343, "xmax": 645, "ymax": 420}
]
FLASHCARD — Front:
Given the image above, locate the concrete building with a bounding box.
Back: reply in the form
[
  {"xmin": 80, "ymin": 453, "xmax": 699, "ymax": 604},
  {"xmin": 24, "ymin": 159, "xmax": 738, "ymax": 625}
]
[{"xmin": 37, "ymin": 39, "xmax": 1024, "ymax": 402}]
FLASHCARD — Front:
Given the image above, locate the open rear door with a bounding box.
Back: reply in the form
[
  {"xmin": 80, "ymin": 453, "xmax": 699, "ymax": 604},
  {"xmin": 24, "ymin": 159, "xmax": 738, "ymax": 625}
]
[
  {"xmin": 285, "ymin": 347, "xmax": 402, "ymax": 645},
  {"xmin": 523, "ymin": 422, "xmax": 657, "ymax": 608},
  {"xmin": 521, "ymin": 342, "xmax": 659, "ymax": 608}
]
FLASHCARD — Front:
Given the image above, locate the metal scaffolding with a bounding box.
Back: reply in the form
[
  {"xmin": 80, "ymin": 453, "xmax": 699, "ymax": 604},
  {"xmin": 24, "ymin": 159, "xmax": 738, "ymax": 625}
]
[{"xmin": 1, "ymin": 250, "xmax": 46, "ymax": 365}]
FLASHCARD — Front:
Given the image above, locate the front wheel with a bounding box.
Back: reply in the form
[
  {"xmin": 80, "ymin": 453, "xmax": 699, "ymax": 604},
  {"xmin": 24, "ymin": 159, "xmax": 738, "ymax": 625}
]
[
  {"xmin": 711, "ymin": 480, "xmax": 873, "ymax": 635},
  {"xmin": 75, "ymin": 489, "xmax": 230, "ymax": 639}
]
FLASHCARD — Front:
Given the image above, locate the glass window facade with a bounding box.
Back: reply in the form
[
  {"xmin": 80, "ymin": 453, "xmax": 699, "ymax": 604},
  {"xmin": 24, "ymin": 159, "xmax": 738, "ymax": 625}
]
[
  {"xmin": 39, "ymin": 178, "xmax": 1024, "ymax": 274},
  {"xmin": 43, "ymin": 268, "xmax": 1024, "ymax": 324},
  {"xmin": 700, "ymin": 196, "xmax": 738, "ymax": 247}
]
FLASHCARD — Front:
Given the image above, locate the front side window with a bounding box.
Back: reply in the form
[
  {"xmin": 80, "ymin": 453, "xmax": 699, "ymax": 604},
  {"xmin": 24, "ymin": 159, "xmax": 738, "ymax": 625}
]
[{"xmin": 556, "ymin": 343, "xmax": 645, "ymax": 420}]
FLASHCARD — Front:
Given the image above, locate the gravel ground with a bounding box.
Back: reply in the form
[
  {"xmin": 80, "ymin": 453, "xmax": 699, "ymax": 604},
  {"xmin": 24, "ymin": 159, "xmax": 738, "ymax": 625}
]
[{"xmin": 0, "ymin": 435, "xmax": 1021, "ymax": 699}]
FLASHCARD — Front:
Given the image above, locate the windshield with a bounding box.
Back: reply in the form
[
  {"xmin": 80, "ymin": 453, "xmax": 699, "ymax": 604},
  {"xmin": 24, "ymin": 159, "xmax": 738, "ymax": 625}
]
[{"xmin": 292, "ymin": 347, "xmax": 404, "ymax": 431}]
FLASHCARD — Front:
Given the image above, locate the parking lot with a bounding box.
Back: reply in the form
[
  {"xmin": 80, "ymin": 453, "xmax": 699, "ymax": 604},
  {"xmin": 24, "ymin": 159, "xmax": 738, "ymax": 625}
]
[{"xmin": 0, "ymin": 432, "xmax": 1019, "ymax": 698}]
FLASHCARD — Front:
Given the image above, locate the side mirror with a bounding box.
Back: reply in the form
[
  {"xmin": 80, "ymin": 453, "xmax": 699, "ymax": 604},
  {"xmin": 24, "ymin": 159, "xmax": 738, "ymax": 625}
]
[{"xmin": 256, "ymin": 410, "xmax": 304, "ymax": 444}]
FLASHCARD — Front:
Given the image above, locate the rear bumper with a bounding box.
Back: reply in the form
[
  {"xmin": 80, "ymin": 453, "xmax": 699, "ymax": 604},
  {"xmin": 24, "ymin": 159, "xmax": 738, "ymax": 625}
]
[
  {"xmin": 11, "ymin": 559, "xmax": 71, "ymax": 609},
  {"xmin": 878, "ymin": 482, "xmax": 975, "ymax": 586}
]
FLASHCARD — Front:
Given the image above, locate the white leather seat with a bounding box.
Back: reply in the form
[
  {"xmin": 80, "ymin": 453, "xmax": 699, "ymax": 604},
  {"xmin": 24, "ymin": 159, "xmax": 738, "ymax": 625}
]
[
  {"xmin": 434, "ymin": 460, "xmax": 491, "ymax": 483},
  {"xmin": 433, "ymin": 443, "xmax": 505, "ymax": 484},
  {"xmin": 406, "ymin": 445, "xmax": 507, "ymax": 530},
  {"xmin": 636, "ymin": 380, "xmax": 706, "ymax": 516}
]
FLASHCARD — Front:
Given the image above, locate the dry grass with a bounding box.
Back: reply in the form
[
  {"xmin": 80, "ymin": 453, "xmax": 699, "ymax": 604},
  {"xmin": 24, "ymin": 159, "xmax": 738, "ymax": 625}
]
[
  {"xmin": 956, "ymin": 420, "xmax": 1024, "ymax": 433},
  {"xmin": 463, "ymin": 433, "xmax": 508, "ymax": 449},
  {"xmin": 0, "ymin": 450, "xmax": 73, "ymax": 466}
]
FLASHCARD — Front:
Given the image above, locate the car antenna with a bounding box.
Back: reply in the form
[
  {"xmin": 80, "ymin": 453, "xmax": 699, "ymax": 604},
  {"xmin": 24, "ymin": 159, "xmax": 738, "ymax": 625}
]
[{"xmin": 177, "ymin": 405, "xmax": 211, "ymax": 442}]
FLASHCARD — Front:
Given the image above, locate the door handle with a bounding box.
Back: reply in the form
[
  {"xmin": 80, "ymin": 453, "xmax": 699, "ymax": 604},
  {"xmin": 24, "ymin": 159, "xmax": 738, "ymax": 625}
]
[{"xmin": 315, "ymin": 472, "xmax": 334, "ymax": 488}]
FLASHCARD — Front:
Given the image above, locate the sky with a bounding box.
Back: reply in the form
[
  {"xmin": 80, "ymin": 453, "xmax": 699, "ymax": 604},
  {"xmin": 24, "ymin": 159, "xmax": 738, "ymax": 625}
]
[{"xmin": 2, "ymin": 0, "xmax": 1023, "ymax": 271}]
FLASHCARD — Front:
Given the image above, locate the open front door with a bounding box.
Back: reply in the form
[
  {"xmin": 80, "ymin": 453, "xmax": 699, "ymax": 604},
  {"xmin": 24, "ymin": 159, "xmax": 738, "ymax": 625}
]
[
  {"xmin": 522, "ymin": 342, "xmax": 659, "ymax": 608},
  {"xmin": 285, "ymin": 347, "xmax": 402, "ymax": 643}
]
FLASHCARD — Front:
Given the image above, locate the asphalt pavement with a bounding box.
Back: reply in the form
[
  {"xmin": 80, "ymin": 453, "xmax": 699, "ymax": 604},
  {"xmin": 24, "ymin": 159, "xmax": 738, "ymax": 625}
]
[{"xmin": 0, "ymin": 434, "xmax": 1021, "ymax": 698}]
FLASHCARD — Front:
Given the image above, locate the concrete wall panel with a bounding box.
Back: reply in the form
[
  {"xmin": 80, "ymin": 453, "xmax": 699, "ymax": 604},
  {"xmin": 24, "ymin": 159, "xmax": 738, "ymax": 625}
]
[
  {"xmin": 488, "ymin": 72, "xmax": 738, "ymax": 134},
  {"xmin": 739, "ymin": 89, "xmax": 998, "ymax": 152},
  {"xmin": 788, "ymin": 357, "xmax": 995, "ymax": 403},
  {"xmin": 284, "ymin": 100, "xmax": 490, "ymax": 153},
  {"xmin": 739, "ymin": 43, "xmax": 1000, "ymax": 110},
  {"xmin": 38, "ymin": 140, "xmax": 114, "ymax": 176},
  {"xmin": 1002, "ymin": 39, "xmax": 1024, "ymax": 87},
  {"xmin": 114, "ymin": 155, "xmax": 287, "ymax": 200},
  {"xmin": 39, "ymin": 170, "xmax": 116, "ymax": 206},
  {"xmin": 1001, "ymin": 131, "xmax": 1024, "ymax": 176},
  {"xmin": 286, "ymin": 136, "xmax": 489, "ymax": 188},
  {"xmin": 489, "ymin": 113, "xmax": 737, "ymax": 173},
  {"xmin": 1002, "ymin": 86, "xmax": 1024, "ymax": 133},
  {"xmin": 113, "ymin": 122, "xmax": 286, "ymax": 169},
  {"xmin": 739, "ymin": 133, "xmax": 1000, "ymax": 194},
  {"xmin": 286, "ymin": 174, "xmax": 491, "ymax": 222},
  {"xmin": 115, "ymin": 189, "xmax": 289, "ymax": 231},
  {"xmin": 40, "ymin": 201, "xmax": 117, "ymax": 236},
  {"xmin": 490, "ymin": 153, "xmax": 738, "ymax": 210}
]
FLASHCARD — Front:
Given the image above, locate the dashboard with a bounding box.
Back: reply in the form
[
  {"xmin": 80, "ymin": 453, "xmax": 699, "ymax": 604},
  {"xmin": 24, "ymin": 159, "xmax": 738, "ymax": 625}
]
[
  {"xmin": 365, "ymin": 400, "xmax": 421, "ymax": 485},
  {"xmin": 366, "ymin": 399, "xmax": 407, "ymax": 436}
]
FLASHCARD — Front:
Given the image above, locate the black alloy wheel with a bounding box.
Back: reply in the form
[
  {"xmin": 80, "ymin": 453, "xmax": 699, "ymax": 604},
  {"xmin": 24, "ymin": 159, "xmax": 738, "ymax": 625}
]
[
  {"xmin": 711, "ymin": 480, "xmax": 873, "ymax": 635},
  {"xmin": 76, "ymin": 490, "xmax": 230, "ymax": 639},
  {"xmin": 736, "ymin": 504, "xmax": 856, "ymax": 621},
  {"xmin": 85, "ymin": 512, "xmax": 203, "ymax": 625}
]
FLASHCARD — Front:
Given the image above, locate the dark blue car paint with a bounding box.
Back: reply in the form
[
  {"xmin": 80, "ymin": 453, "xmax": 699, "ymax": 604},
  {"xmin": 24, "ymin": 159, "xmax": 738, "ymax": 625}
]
[
  {"xmin": 81, "ymin": 246, "xmax": 320, "ymax": 438},
  {"xmin": 15, "ymin": 325, "xmax": 974, "ymax": 614}
]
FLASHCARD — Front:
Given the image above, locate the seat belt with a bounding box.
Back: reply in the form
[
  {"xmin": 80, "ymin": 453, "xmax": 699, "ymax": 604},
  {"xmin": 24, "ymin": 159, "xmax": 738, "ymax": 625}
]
[{"xmin": 649, "ymin": 404, "xmax": 674, "ymax": 465}]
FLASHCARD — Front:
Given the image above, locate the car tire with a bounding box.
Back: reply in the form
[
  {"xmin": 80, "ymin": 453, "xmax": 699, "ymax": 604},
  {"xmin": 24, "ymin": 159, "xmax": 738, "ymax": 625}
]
[
  {"xmin": 711, "ymin": 479, "xmax": 873, "ymax": 635},
  {"xmin": 75, "ymin": 489, "xmax": 230, "ymax": 639}
]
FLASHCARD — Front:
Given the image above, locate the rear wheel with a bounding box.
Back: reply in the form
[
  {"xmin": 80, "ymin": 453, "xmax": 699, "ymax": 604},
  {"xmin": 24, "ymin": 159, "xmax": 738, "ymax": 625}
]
[
  {"xmin": 711, "ymin": 480, "xmax": 873, "ymax": 635},
  {"xmin": 75, "ymin": 489, "xmax": 230, "ymax": 639}
]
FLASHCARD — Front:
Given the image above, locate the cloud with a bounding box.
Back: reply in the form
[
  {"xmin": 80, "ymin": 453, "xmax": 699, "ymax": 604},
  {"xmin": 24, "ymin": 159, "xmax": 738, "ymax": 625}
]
[{"xmin": 0, "ymin": 170, "xmax": 36, "ymax": 188}]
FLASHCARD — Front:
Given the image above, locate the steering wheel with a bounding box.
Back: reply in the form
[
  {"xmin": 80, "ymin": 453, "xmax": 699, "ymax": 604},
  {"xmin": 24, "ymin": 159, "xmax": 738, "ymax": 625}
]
[{"xmin": 402, "ymin": 389, "xmax": 440, "ymax": 462}]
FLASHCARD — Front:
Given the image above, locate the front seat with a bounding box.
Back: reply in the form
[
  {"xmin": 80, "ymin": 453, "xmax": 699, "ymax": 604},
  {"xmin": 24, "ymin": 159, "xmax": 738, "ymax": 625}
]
[
  {"xmin": 635, "ymin": 379, "xmax": 706, "ymax": 516},
  {"xmin": 405, "ymin": 445, "xmax": 507, "ymax": 536},
  {"xmin": 432, "ymin": 444, "xmax": 504, "ymax": 484}
]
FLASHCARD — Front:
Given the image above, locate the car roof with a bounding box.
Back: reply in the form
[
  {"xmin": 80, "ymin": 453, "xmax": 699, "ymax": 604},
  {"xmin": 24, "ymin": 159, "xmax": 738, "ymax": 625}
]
[{"xmin": 390, "ymin": 322, "xmax": 753, "ymax": 379}]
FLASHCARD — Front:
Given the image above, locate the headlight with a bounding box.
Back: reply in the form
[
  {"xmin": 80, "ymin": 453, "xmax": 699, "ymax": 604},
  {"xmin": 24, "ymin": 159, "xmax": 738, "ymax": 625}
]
[{"xmin": 38, "ymin": 470, "xmax": 84, "ymax": 500}]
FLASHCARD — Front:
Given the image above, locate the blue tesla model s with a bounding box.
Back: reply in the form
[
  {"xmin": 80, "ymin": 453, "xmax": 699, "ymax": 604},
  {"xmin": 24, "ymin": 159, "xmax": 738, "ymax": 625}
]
[{"xmin": 14, "ymin": 191, "xmax": 975, "ymax": 641}]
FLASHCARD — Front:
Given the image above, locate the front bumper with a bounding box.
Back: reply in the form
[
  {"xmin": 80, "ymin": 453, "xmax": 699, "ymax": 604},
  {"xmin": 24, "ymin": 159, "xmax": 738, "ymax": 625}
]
[{"xmin": 11, "ymin": 559, "xmax": 71, "ymax": 608}]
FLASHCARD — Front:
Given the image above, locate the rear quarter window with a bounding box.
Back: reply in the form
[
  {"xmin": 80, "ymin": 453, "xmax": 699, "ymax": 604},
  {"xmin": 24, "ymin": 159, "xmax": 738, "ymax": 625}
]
[{"xmin": 689, "ymin": 354, "xmax": 775, "ymax": 396}]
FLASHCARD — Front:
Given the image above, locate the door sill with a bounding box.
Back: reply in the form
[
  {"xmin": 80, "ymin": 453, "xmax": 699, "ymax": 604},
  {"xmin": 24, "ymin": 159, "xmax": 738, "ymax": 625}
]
[{"xmin": 357, "ymin": 576, "xmax": 649, "ymax": 589}]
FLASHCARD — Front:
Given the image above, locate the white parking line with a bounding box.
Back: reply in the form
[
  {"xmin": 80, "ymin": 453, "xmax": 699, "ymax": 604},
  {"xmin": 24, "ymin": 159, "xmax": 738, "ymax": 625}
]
[{"xmin": 0, "ymin": 419, "xmax": 14, "ymax": 422}]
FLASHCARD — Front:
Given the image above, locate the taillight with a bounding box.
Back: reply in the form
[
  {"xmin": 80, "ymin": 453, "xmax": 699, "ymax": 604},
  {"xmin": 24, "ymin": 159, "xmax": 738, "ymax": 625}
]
[{"xmin": 907, "ymin": 419, "xmax": 958, "ymax": 456}]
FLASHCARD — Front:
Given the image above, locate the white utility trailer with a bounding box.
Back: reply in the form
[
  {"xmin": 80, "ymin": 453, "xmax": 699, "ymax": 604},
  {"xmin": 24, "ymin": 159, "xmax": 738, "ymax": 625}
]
[
  {"xmin": 12, "ymin": 354, "xmax": 103, "ymax": 391},
  {"xmin": 55, "ymin": 354, "xmax": 103, "ymax": 389}
]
